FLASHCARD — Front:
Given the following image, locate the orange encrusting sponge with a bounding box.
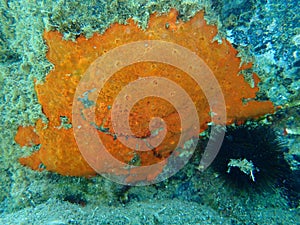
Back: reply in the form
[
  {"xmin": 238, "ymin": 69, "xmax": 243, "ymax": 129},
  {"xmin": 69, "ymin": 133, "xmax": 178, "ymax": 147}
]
[{"xmin": 15, "ymin": 9, "xmax": 274, "ymax": 178}]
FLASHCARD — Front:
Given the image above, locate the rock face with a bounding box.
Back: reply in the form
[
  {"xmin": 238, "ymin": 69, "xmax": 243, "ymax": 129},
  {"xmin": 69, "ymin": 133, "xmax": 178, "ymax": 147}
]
[{"xmin": 15, "ymin": 9, "xmax": 274, "ymax": 179}]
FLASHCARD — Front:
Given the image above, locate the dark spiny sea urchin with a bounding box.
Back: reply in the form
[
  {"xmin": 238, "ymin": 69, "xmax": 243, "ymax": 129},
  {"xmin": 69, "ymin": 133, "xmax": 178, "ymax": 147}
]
[{"xmin": 210, "ymin": 123, "xmax": 291, "ymax": 191}]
